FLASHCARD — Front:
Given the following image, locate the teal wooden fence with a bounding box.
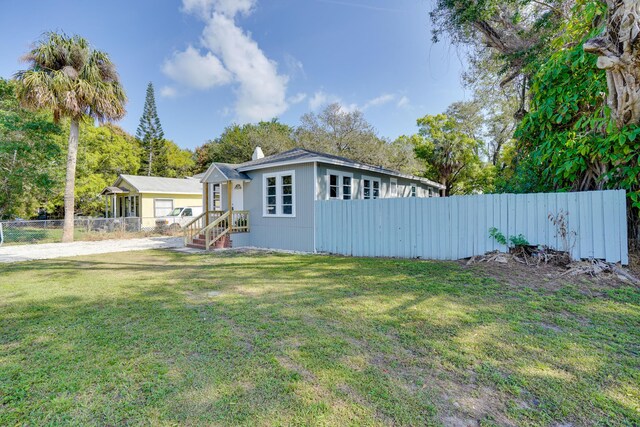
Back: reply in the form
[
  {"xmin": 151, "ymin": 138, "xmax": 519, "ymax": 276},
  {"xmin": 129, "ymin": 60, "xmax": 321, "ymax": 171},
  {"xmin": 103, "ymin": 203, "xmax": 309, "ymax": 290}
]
[{"xmin": 315, "ymin": 190, "xmax": 628, "ymax": 264}]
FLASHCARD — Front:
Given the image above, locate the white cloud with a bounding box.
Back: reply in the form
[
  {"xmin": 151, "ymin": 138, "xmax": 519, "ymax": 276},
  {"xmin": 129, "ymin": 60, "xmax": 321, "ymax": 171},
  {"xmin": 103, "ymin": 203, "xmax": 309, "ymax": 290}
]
[
  {"xmin": 338, "ymin": 103, "xmax": 358, "ymax": 114},
  {"xmin": 283, "ymin": 53, "xmax": 306, "ymax": 79},
  {"xmin": 163, "ymin": 46, "xmax": 233, "ymax": 90},
  {"xmin": 362, "ymin": 93, "xmax": 395, "ymax": 110},
  {"xmin": 160, "ymin": 86, "xmax": 178, "ymax": 98},
  {"xmin": 309, "ymin": 91, "xmax": 403, "ymax": 113},
  {"xmin": 397, "ymin": 95, "xmax": 410, "ymax": 108},
  {"xmin": 308, "ymin": 90, "xmax": 342, "ymax": 110},
  {"xmin": 182, "ymin": 0, "xmax": 256, "ymax": 18},
  {"xmin": 201, "ymin": 12, "xmax": 288, "ymax": 121},
  {"xmin": 163, "ymin": 0, "xmax": 289, "ymax": 122},
  {"xmin": 288, "ymin": 92, "xmax": 307, "ymax": 104}
]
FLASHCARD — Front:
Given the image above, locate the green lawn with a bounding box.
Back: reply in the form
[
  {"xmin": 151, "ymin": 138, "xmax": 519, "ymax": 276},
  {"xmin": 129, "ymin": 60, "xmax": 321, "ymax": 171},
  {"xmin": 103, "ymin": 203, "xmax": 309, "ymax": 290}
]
[
  {"xmin": 1, "ymin": 226, "xmax": 172, "ymax": 245},
  {"xmin": 2, "ymin": 226, "xmax": 86, "ymax": 245},
  {"xmin": 0, "ymin": 251, "xmax": 638, "ymax": 426}
]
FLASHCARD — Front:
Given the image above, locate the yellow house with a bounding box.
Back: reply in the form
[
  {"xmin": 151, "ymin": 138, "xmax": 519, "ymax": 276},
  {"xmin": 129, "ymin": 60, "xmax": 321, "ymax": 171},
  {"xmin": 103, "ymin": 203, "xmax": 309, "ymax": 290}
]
[{"xmin": 100, "ymin": 174, "xmax": 203, "ymax": 227}]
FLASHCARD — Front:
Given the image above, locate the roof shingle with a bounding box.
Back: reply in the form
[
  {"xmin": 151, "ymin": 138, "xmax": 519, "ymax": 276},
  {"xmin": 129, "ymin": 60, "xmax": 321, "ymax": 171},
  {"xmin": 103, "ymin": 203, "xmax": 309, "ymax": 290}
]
[{"xmin": 117, "ymin": 175, "xmax": 202, "ymax": 194}]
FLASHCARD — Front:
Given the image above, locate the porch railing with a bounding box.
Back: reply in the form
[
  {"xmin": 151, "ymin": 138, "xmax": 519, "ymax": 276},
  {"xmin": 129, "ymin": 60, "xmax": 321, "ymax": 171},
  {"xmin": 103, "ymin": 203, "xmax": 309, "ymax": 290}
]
[
  {"xmin": 184, "ymin": 210, "xmax": 249, "ymax": 248},
  {"xmin": 202, "ymin": 211, "xmax": 231, "ymax": 249},
  {"xmin": 230, "ymin": 210, "xmax": 250, "ymax": 233},
  {"xmin": 183, "ymin": 212, "xmax": 207, "ymax": 246}
]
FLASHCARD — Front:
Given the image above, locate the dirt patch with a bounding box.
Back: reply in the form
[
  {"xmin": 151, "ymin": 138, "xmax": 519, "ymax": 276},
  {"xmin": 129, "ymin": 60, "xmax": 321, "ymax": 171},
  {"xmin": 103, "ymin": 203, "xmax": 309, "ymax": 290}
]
[{"xmin": 460, "ymin": 257, "xmax": 631, "ymax": 293}]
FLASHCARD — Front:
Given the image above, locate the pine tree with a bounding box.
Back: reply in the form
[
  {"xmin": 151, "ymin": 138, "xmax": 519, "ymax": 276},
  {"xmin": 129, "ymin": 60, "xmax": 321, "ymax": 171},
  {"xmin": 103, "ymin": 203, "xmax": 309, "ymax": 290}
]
[{"xmin": 136, "ymin": 82, "xmax": 164, "ymax": 176}]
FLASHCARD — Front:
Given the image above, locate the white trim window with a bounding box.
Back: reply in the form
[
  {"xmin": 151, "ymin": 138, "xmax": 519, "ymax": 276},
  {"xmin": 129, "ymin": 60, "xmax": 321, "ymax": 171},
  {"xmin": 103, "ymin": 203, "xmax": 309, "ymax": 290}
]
[
  {"xmin": 327, "ymin": 170, "xmax": 353, "ymax": 200},
  {"xmin": 362, "ymin": 176, "xmax": 381, "ymax": 199},
  {"xmin": 154, "ymin": 199, "xmax": 173, "ymax": 217},
  {"xmin": 410, "ymin": 184, "xmax": 417, "ymax": 197},
  {"xmin": 390, "ymin": 178, "xmax": 398, "ymax": 198},
  {"xmin": 210, "ymin": 183, "xmax": 221, "ymax": 210},
  {"xmin": 263, "ymin": 171, "xmax": 296, "ymax": 217}
]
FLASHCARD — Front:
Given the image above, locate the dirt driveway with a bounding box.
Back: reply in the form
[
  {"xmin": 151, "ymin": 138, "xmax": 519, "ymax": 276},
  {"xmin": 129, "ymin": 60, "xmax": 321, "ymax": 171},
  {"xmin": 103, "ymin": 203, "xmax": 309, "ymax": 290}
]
[{"xmin": 0, "ymin": 237, "xmax": 183, "ymax": 263}]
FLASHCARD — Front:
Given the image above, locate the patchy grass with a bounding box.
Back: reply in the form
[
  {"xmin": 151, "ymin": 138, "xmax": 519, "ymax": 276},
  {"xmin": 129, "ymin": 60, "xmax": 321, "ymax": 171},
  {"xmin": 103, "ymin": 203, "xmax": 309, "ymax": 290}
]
[
  {"xmin": 1, "ymin": 226, "xmax": 178, "ymax": 246},
  {"xmin": 0, "ymin": 250, "xmax": 638, "ymax": 426},
  {"xmin": 2, "ymin": 226, "xmax": 86, "ymax": 245}
]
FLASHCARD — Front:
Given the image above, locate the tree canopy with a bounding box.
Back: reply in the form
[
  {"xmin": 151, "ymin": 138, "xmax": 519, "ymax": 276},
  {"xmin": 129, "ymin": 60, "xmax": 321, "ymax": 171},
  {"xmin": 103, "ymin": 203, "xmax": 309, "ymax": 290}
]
[
  {"xmin": 412, "ymin": 114, "xmax": 483, "ymax": 196},
  {"xmin": 15, "ymin": 32, "xmax": 127, "ymax": 241},
  {"xmin": 136, "ymin": 82, "xmax": 165, "ymax": 176},
  {"xmin": 0, "ymin": 78, "xmax": 62, "ymax": 219}
]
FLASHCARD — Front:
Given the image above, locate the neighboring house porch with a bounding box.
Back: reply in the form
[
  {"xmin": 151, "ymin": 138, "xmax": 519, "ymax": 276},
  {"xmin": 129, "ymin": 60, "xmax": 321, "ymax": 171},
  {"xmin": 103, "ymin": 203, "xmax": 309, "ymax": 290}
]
[{"xmin": 100, "ymin": 174, "xmax": 203, "ymax": 228}]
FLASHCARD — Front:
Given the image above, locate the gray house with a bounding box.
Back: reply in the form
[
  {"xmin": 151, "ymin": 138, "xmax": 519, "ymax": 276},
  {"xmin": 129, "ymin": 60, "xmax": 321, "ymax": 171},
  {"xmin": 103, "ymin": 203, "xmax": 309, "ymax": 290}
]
[{"xmin": 186, "ymin": 148, "xmax": 444, "ymax": 252}]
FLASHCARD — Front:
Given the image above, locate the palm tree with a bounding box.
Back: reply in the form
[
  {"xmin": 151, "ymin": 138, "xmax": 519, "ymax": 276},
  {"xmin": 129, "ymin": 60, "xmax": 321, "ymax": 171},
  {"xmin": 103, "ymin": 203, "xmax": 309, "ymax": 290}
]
[{"xmin": 15, "ymin": 32, "xmax": 126, "ymax": 242}]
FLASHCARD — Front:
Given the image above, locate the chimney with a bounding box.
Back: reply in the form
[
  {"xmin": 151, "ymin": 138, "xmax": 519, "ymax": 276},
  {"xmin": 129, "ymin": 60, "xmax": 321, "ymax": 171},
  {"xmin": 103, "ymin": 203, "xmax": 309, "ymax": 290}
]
[{"xmin": 252, "ymin": 146, "xmax": 264, "ymax": 161}]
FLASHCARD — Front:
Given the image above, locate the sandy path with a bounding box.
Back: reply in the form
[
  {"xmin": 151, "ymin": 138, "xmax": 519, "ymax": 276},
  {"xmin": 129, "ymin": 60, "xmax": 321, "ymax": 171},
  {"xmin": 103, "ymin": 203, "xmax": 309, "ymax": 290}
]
[{"xmin": 0, "ymin": 237, "xmax": 183, "ymax": 263}]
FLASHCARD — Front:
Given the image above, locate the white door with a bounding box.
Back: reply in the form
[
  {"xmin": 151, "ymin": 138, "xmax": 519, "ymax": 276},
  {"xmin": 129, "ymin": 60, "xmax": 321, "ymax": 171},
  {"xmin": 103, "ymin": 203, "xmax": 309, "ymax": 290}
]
[{"xmin": 231, "ymin": 181, "xmax": 244, "ymax": 210}]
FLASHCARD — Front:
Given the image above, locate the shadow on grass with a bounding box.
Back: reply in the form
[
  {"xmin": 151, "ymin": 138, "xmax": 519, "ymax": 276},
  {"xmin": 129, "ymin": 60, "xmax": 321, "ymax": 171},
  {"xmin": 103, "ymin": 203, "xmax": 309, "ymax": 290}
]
[{"xmin": 0, "ymin": 250, "xmax": 638, "ymax": 425}]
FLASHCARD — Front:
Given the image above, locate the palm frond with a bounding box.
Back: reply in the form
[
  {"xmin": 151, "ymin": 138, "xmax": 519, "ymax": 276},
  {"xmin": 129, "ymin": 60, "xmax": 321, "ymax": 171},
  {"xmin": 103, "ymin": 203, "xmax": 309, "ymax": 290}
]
[{"xmin": 13, "ymin": 31, "xmax": 126, "ymax": 122}]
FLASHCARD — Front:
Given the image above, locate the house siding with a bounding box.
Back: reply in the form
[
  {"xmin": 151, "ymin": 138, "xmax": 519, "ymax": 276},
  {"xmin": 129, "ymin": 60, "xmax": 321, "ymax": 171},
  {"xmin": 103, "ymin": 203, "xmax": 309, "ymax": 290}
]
[
  {"xmin": 316, "ymin": 163, "xmax": 438, "ymax": 200},
  {"xmin": 140, "ymin": 194, "xmax": 202, "ymax": 227},
  {"xmin": 201, "ymin": 160, "xmax": 441, "ymax": 252},
  {"xmin": 240, "ymin": 163, "xmax": 315, "ymax": 252}
]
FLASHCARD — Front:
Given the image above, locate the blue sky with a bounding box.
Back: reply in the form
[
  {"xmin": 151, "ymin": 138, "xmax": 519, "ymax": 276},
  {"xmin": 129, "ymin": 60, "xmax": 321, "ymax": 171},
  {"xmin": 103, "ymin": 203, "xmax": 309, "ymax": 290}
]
[{"xmin": 0, "ymin": 0, "xmax": 469, "ymax": 150}]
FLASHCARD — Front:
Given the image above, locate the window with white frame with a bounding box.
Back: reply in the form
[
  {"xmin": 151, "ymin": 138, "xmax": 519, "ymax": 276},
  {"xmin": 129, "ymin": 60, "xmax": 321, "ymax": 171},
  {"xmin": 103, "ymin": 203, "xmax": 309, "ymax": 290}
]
[
  {"xmin": 343, "ymin": 176, "xmax": 352, "ymax": 199},
  {"xmin": 327, "ymin": 170, "xmax": 353, "ymax": 200},
  {"xmin": 411, "ymin": 184, "xmax": 417, "ymax": 197},
  {"xmin": 263, "ymin": 171, "xmax": 295, "ymax": 216},
  {"xmin": 362, "ymin": 176, "xmax": 381, "ymax": 199},
  {"xmin": 211, "ymin": 184, "xmax": 221, "ymax": 210},
  {"xmin": 390, "ymin": 178, "xmax": 398, "ymax": 198},
  {"xmin": 154, "ymin": 199, "xmax": 173, "ymax": 217}
]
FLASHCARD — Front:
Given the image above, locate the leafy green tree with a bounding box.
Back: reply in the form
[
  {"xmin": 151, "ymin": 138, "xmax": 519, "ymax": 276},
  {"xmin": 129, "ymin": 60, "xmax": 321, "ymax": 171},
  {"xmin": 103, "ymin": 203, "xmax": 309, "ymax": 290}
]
[
  {"xmin": 156, "ymin": 140, "xmax": 195, "ymax": 178},
  {"xmin": 136, "ymin": 82, "xmax": 164, "ymax": 176},
  {"xmin": 430, "ymin": 0, "xmax": 568, "ymax": 84},
  {"xmin": 0, "ymin": 78, "xmax": 62, "ymax": 219},
  {"xmin": 412, "ymin": 114, "xmax": 483, "ymax": 196},
  {"xmin": 295, "ymin": 103, "xmax": 390, "ymax": 167},
  {"xmin": 194, "ymin": 119, "xmax": 295, "ymax": 171},
  {"xmin": 71, "ymin": 123, "xmax": 141, "ymax": 215},
  {"xmin": 15, "ymin": 32, "xmax": 126, "ymax": 241},
  {"xmin": 387, "ymin": 135, "xmax": 424, "ymax": 175},
  {"xmin": 584, "ymin": 0, "xmax": 640, "ymax": 128}
]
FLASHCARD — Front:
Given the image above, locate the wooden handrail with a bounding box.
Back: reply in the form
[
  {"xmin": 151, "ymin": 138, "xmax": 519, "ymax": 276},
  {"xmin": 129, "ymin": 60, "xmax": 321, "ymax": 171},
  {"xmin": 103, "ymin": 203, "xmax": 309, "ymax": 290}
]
[
  {"xmin": 183, "ymin": 211, "xmax": 207, "ymax": 229},
  {"xmin": 202, "ymin": 211, "xmax": 231, "ymax": 249},
  {"xmin": 230, "ymin": 210, "xmax": 250, "ymax": 233},
  {"xmin": 183, "ymin": 211, "xmax": 207, "ymax": 246},
  {"xmin": 184, "ymin": 209, "xmax": 250, "ymax": 249}
]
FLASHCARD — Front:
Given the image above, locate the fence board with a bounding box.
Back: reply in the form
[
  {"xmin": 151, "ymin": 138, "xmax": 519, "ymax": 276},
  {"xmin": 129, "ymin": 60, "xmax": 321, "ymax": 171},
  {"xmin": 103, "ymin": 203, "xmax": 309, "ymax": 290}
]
[{"xmin": 315, "ymin": 190, "xmax": 628, "ymax": 264}]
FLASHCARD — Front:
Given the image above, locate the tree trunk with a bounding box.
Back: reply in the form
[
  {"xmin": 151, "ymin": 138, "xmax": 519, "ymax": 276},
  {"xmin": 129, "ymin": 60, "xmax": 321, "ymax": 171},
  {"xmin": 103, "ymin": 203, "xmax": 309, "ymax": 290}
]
[
  {"xmin": 584, "ymin": 0, "xmax": 640, "ymax": 128},
  {"xmin": 147, "ymin": 147, "xmax": 153, "ymax": 176},
  {"xmin": 61, "ymin": 119, "xmax": 80, "ymax": 243}
]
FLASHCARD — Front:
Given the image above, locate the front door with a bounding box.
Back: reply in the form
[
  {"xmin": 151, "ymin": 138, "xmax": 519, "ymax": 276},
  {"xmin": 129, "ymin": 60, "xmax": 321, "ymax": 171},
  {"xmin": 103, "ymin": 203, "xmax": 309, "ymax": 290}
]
[{"xmin": 231, "ymin": 181, "xmax": 244, "ymax": 211}]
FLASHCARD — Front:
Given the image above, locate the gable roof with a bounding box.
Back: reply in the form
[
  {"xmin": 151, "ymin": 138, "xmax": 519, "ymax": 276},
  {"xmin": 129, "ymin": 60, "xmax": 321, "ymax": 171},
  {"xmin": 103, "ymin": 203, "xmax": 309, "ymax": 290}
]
[
  {"xmin": 200, "ymin": 162, "xmax": 252, "ymax": 183},
  {"xmin": 235, "ymin": 148, "xmax": 445, "ymax": 189},
  {"xmin": 116, "ymin": 174, "xmax": 202, "ymax": 194}
]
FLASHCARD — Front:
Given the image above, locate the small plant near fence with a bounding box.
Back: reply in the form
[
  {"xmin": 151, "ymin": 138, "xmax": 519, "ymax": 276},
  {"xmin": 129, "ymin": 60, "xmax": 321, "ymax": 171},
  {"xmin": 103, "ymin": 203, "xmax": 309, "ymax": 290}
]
[
  {"xmin": 488, "ymin": 227, "xmax": 539, "ymax": 264},
  {"xmin": 548, "ymin": 210, "xmax": 577, "ymax": 256},
  {"xmin": 488, "ymin": 227, "xmax": 530, "ymax": 248},
  {"xmin": 483, "ymin": 210, "xmax": 580, "ymax": 267}
]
